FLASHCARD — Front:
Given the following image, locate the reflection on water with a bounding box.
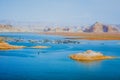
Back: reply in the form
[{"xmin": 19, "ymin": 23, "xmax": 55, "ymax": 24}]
[
  {"xmin": 76, "ymin": 60, "xmax": 102, "ymax": 68},
  {"xmin": 76, "ymin": 60, "xmax": 101, "ymax": 64}
]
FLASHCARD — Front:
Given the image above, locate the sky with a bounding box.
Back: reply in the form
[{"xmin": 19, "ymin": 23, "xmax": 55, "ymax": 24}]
[{"xmin": 0, "ymin": 0, "xmax": 120, "ymax": 26}]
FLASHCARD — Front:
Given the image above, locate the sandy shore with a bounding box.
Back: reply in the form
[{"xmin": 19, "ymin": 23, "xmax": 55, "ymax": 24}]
[
  {"xmin": 69, "ymin": 50, "xmax": 115, "ymax": 61},
  {"xmin": 0, "ymin": 41, "xmax": 25, "ymax": 50},
  {"xmin": 42, "ymin": 32, "xmax": 120, "ymax": 40},
  {"xmin": 31, "ymin": 46, "xmax": 50, "ymax": 49}
]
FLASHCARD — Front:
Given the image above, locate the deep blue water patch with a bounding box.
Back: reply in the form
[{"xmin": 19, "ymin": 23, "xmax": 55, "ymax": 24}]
[{"xmin": 0, "ymin": 33, "xmax": 120, "ymax": 80}]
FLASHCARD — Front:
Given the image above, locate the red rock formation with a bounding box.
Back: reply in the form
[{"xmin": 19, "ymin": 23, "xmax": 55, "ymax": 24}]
[
  {"xmin": 92, "ymin": 22, "xmax": 104, "ymax": 33},
  {"xmin": 107, "ymin": 25, "xmax": 119, "ymax": 33}
]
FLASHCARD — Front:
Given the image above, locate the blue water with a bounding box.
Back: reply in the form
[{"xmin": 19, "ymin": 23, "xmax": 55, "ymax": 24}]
[{"xmin": 0, "ymin": 33, "xmax": 120, "ymax": 80}]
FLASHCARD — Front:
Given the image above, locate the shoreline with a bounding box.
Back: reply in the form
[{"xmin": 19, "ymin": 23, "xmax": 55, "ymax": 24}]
[
  {"xmin": 1, "ymin": 32, "xmax": 120, "ymax": 40},
  {"xmin": 0, "ymin": 41, "xmax": 25, "ymax": 50},
  {"xmin": 41, "ymin": 32, "xmax": 120, "ymax": 40}
]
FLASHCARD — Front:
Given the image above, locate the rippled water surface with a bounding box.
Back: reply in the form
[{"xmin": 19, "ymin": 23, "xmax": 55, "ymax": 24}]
[{"xmin": 0, "ymin": 33, "xmax": 120, "ymax": 80}]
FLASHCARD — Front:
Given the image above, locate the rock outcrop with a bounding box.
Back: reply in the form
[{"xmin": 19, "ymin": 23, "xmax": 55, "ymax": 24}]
[
  {"xmin": 92, "ymin": 22, "xmax": 104, "ymax": 33},
  {"xmin": 107, "ymin": 25, "xmax": 119, "ymax": 33},
  {"xmin": 84, "ymin": 22, "xmax": 120, "ymax": 33},
  {"xmin": 70, "ymin": 50, "xmax": 115, "ymax": 61}
]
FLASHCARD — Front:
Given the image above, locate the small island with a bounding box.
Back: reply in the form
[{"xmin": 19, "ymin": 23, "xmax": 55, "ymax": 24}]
[
  {"xmin": 31, "ymin": 46, "xmax": 50, "ymax": 49},
  {"xmin": 70, "ymin": 50, "xmax": 115, "ymax": 61}
]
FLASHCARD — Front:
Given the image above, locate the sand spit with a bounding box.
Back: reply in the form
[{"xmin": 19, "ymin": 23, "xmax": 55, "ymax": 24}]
[
  {"xmin": 70, "ymin": 50, "xmax": 115, "ymax": 61},
  {"xmin": 31, "ymin": 46, "xmax": 50, "ymax": 49},
  {"xmin": 0, "ymin": 41, "xmax": 25, "ymax": 50},
  {"xmin": 0, "ymin": 42, "xmax": 50, "ymax": 50}
]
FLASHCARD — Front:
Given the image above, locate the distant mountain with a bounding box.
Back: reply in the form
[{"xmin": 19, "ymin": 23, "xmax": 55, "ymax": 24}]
[
  {"xmin": 107, "ymin": 25, "xmax": 119, "ymax": 33},
  {"xmin": 91, "ymin": 22, "xmax": 104, "ymax": 32},
  {"xmin": 0, "ymin": 24, "xmax": 21, "ymax": 32},
  {"xmin": 84, "ymin": 22, "xmax": 119, "ymax": 33},
  {"xmin": 0, "ymin": 22, "xmax": 120, "ymax": 33}
]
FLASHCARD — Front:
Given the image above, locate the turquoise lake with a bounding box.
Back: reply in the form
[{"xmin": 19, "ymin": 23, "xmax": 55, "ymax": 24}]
[{"xmin": 0, "ymin": 33, "xmax": 120, "ymax": 80}]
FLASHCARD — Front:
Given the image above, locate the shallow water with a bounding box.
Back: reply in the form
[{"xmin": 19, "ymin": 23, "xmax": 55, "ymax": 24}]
[{"xmin": 0, "ymin": 33, "xmax": 120, "ymax": 80}]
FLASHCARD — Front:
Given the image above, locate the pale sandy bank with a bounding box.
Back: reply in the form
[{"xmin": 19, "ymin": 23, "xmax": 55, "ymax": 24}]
[
  {"xmin": 70, "ymin": 50, "xmax": 115, "ymax": 61},
  {"xmin": 0, "ymin": 41, "xmax": 25, "ymax": 50},
  {"xmin": 31, "ymin": 46, "xmax": 50, "ymax": 49}
]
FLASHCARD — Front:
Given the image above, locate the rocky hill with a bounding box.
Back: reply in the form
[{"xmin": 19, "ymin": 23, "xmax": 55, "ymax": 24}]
[
  {"xmin": 0, "ymin": 22, "xmax": 120, "ymax": 33},
  {"xmin": 0, "ymin": 24, "xmax": 21, "ymax": 32},
  {"xmin": 84, "ymin": 22, "xmax": 119, "ymax": 33}
]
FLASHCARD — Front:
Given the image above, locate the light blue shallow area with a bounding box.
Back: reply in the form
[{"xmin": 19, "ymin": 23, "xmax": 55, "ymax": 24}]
[{"xmin": 0, "ymin": 33, "xmax": 120, "ymax": 80}]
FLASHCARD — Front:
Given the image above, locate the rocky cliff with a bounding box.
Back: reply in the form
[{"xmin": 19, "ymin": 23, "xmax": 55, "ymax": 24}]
[
  {"xmin": 84, "ymin": 22, "xmax": 119, "ymax": 33},
  {"xmin": 92, "ymin": 22, "xmax": 104, "ymax": 32}
]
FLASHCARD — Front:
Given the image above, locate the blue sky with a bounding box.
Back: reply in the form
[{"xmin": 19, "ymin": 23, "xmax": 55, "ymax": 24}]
[{"xmin": 0, "ymin": 0, "xmax": 120, "ymax": 25}]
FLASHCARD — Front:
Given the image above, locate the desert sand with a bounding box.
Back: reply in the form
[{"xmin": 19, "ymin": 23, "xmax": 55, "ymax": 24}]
[{"xmin": 42, "ymin": 32, "xmax": 120, "ymax": 40}]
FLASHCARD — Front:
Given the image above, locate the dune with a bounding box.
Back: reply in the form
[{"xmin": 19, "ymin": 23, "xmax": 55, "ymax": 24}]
[
  {"xmin": 70, "ymin": 50, "xmax": 115, "ymax": 61},
  {"xmin": 0, "ymin": 41, "xmax": 25, "ymax": 50}
]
